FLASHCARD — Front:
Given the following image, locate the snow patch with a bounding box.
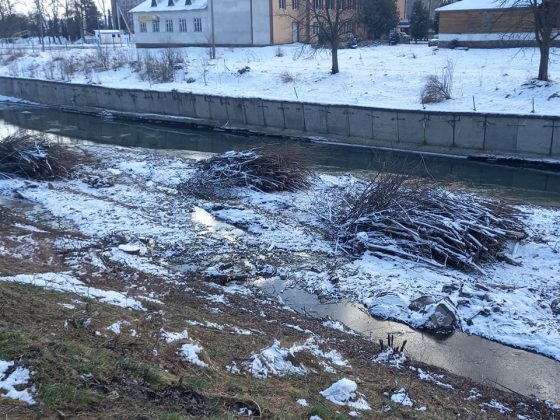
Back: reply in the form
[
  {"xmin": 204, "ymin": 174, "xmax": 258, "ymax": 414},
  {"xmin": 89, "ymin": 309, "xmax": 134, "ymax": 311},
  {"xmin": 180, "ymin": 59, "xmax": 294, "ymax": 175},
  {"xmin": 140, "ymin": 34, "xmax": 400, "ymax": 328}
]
[
  {"xmin": 179, "ymin": 343, "xmax": 207, "ymax": 367},
  {"xmin": 0, "ymin": 360, "xmax": 35, "ymax": 405},
  {"xmin": 320, "ymin": 378, "xmax": 371, "ymax": 410}
]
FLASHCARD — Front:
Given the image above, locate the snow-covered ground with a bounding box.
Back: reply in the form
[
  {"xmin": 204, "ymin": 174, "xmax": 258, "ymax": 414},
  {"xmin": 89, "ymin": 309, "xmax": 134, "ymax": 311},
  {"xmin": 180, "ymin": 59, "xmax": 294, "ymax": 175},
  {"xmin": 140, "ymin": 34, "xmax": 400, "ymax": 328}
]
[
  {"xmin": 1, "ymin": 43, "xmax": 559, "ymax": 115},
  {"xmin": 0, "ymin": 145, "xmax": 559, "ymax": 362}
]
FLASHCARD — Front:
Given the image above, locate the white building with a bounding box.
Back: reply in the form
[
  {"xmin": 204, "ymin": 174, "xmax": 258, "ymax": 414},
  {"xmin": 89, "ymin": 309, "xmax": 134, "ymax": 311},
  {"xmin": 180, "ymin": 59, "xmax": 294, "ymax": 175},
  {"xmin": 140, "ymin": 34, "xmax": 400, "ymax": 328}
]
[
  {"xmin": 130, "ymin": 0, "xmax": 271, "ymax": 47},
  {"xmin": 94, "ymin": 30, "xmax": 126, "ymax": 45}
]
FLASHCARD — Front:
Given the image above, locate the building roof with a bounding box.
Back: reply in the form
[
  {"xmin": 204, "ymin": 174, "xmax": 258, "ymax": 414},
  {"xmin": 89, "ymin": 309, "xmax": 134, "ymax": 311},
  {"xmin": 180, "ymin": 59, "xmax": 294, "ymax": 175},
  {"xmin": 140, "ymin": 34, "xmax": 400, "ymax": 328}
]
[
  {"xmin": 130, "ymin": 0, "xmax": 207, "ymax": 13},
  {"xmin": 436, "ymin": 0, "xmax": 531, "ymax": 12}
]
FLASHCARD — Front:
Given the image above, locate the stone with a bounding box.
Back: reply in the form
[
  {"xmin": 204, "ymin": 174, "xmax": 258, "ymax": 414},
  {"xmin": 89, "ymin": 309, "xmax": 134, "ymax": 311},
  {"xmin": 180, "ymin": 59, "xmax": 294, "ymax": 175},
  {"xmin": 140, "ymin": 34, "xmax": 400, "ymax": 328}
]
[
  {"xmin": 422, "ymin": 299, "xmax": 458, "ymax": 335},
  {"xmin": 408, "ymin": 295, "xmax": 437, "ymax": 312},
  {"xmin": 409, "ymin": 296, "xmax": 459, "ymax": 334},
  {"xmin": 118, "ymin": 244, "xmax": 141, "ymax": 254},
  {"xmin": 551, "ymin": 299, "xmax": 560, "ymax": 316},
  {"xmin": 441, "ymin": 284, "xmax": 459, "ymax": 294}
]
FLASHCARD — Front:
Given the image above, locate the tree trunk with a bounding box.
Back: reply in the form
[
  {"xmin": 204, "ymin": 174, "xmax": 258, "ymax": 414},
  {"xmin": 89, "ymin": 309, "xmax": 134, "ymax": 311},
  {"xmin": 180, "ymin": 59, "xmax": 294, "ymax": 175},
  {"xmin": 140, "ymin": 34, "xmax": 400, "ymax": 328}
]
[
  {"xmin": 331, "ymin": 46, "xmax": 339, "ymax": 74},
  {"xmin": 538, "ymin": 44, "xmax": 550, "ymax": 81}
]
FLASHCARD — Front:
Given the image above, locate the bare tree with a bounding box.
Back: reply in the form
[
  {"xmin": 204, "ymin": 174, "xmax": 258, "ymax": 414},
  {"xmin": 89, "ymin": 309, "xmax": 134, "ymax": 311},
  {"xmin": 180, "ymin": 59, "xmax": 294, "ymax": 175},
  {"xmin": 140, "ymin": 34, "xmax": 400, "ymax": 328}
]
[
  {"xmin": 0, "ymin": 0, "xmax": 15, "ymax": 21},
  {"xmin": 507, "ymin": 0, "xmax": 560, "ymax": 81},
  {"xmin": 291, "ymin": 0, "xmax": 360, "ymax": 74}
]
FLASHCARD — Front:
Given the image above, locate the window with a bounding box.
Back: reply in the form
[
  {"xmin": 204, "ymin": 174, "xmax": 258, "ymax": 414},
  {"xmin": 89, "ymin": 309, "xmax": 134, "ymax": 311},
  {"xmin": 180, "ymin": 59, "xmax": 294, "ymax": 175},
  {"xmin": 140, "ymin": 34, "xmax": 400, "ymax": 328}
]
[
  {"xmin": 292, "ymin": 0, "xmax": 299, "ymax": 9},
  {"xmin": 152, "ymin": 20, "xmax": 160, "ymax": 32},
  {"xmin": 140, "ymin": 22, "xmax": 147, "ymax": 33},
  {"xmin": 312, "ymin": 22, "xmax": 320, "ymax": 35},
  {"xmin": 279, "ymin": 0, "xmax": 286, "ymax": 8},
  {"xmin": 314, "ymin": 0, "xmax": 323, "ymax": 9},
  {"xmin": 165, "ymin": 19, "xmax": 173, "ymax": 32},
  {"xmin": 179, "ymin": 18, "xmax": 187, "ymax": 32},
  {"xmin": 347, "ymin": 0, "xmax": 355, "ymax": 9},
  {"xmin": 346, "ymin": 22, "xmax": 355, "ymax": 33},
  {"xmin": 326, "ymin": 0, "xmax": 334, "ymax": 9},
  {"xmin": 193, "ymin": 17, "xmax": 202, "ymax": 32}
]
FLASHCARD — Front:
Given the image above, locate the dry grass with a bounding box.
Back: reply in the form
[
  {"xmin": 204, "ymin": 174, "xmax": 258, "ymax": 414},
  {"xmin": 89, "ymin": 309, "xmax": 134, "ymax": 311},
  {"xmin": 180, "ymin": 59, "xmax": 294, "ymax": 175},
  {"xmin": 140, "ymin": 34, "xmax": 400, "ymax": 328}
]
[
  {"xmin": 0, "ymin": 192, "xmax": 553, "ymax": 420},
  {"xmin": 280, "ymin": 71, "xmax": 297, "ymax": 83}
]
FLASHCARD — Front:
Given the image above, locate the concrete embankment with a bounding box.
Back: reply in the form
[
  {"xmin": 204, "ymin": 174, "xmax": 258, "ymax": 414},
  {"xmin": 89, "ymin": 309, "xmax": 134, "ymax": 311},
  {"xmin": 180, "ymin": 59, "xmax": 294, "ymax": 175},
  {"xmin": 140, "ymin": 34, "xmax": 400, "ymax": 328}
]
[{"xmin": 1, "ymin": 76, "xmax": 559, "ymax": 160}]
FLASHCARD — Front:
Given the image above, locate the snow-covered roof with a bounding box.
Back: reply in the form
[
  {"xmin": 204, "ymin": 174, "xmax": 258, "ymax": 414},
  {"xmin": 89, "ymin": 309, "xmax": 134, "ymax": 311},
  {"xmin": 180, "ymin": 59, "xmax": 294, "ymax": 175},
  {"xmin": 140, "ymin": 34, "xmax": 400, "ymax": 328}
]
[
  {"xmin": 436, "ymin": 0, "xmax": 530, "ymax": 12},
  {"xmin": 130, "ymin": 0, "xmax": 207, "ymax": 13}
]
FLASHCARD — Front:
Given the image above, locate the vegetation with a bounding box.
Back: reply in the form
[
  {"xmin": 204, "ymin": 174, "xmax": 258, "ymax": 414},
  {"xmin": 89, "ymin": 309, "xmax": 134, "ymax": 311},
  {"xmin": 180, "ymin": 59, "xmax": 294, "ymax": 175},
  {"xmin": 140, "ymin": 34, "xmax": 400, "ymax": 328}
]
[
  {"xmin": 0, "ymin": 130, "xmax": 82, "ymax": 180},
  {"xmin": 410, "ymin": 0, "xmax": 431, "ymax": 42},
  {"xmin": 181, "ymin": 147, "xmax": 314, "ymax": 197},
  {"xmin": 320, "ymin": 172, "xmax": 526, "ymax": 272},
  {"xmin": 293, "ymin": 1, "xmax": 360, "ymax": 74},
  {"xmin": 508, "ymin": 0, "xmax": 560, "ymax": 81},
  {"xmin": 359, "ymin": 0, "xmax": 399, "ymax": 40}
]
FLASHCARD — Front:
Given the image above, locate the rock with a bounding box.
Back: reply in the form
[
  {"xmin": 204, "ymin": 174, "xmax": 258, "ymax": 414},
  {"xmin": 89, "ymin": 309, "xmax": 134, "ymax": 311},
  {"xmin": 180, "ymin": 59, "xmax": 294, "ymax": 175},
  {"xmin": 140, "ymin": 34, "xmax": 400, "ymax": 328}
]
[
  {"xmin": 425, "ymin": 301, "xmax": 457, "ymax": 335},
  {"xmin": 408, "ymin": 296, "xmax": 437, "ymax": 312},
  {"xmin": 441, "ymin": 284, "xmax": 459, "ymax": 294},
  {"xmin": 118, "ymin": 244, "xmax": 141, "ymax": 254},
  {"xmin": 408, "ymin": 296, "xmax": 459, "ymax": 335},
  {"xmin": 551, "ymin": 299, "xmax": 560, "ymax": 316},
  {"xmin": 422, "ymin": 299, "xmax": 458, "ymax": 335},
  {"xmin": 478, "ymin": 308, "xmax": 491, "ymax": 317}
]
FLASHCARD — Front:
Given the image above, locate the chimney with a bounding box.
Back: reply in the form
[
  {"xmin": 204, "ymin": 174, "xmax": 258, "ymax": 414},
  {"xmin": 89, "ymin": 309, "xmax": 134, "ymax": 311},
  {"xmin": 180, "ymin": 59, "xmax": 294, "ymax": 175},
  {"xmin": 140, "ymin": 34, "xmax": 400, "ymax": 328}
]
[
  {"xmin": 168, "ymin": 0, "xmax": 174, "ymax": 5},
  {"xmin": 151, "ymin": 0, "xmax": 157, "ymax": 6},
  {"xmin": 185, "ymin": 0, "xmax": 192, "ymax": 4}
]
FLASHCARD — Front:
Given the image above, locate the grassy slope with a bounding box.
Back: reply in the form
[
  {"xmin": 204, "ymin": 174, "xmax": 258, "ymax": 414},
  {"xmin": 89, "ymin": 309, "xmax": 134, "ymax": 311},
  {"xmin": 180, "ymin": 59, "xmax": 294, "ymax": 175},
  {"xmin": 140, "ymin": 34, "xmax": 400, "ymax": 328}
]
[{"xmin": 0, "ymin": 191, "xmax": 555, "ymax": 419}]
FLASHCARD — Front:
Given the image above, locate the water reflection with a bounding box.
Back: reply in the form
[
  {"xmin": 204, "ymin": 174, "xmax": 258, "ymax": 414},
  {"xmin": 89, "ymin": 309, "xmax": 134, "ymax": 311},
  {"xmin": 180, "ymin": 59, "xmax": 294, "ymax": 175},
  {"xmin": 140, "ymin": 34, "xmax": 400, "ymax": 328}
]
[{"xmin": 257, "ymin": 278, "xmax": 560, "ymax": 403}]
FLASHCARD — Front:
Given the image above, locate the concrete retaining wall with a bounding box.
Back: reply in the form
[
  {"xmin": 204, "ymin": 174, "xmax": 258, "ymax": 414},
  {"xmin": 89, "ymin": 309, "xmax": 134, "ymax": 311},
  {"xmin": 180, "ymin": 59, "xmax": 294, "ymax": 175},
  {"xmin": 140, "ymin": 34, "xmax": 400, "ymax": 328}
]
[{"xmin": 1, "ymin": 76, "xmax": 559, "ymax": 159}]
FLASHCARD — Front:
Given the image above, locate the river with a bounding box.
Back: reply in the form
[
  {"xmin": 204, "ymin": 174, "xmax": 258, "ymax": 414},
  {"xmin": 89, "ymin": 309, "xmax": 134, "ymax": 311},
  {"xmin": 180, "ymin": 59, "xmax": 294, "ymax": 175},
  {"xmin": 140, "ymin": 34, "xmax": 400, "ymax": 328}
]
[{"xmin": 1, "ymin": 101, "xmax": 559, "ymax": 403}]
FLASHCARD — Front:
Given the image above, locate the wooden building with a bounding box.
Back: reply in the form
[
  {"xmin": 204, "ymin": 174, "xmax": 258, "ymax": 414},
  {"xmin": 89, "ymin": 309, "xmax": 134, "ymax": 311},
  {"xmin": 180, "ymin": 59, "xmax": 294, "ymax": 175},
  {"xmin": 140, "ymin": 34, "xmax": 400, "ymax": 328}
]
[{"xmin": 435, "ymin": 0, "xmax": 559, "ymax": 48}]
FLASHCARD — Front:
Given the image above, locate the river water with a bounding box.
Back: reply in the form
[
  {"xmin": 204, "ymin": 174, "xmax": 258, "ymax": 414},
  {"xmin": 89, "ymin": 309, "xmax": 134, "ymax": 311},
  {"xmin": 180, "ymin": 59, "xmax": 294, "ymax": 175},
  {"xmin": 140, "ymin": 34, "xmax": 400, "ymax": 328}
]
[{"xmin": 1, "ymin": 102, "xmax": 559, "ymax": 402}]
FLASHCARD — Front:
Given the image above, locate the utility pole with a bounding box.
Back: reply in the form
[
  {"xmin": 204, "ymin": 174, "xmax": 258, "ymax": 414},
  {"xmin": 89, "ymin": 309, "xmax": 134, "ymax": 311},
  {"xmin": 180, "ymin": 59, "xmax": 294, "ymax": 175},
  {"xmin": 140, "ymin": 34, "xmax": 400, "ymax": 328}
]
[{"xmin": 210, "ymin": 0, "xmax": 216, "ymax": 59}]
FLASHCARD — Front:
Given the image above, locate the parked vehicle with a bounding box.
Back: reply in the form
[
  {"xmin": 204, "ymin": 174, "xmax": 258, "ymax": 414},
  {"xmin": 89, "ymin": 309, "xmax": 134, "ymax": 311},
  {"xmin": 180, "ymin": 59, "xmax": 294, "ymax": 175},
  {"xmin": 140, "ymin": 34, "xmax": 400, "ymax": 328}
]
[{"xmin": 428, "ymin": 34, "xmax": 439, "ymax": 47}]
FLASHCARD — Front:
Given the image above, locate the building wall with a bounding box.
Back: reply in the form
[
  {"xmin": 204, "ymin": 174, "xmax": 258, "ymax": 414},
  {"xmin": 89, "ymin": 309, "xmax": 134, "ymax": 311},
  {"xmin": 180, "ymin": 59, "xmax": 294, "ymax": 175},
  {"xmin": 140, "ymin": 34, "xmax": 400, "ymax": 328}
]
[
  {"xmin": 133, "ymin": 0, "xmax": 271, "ymax": 46},
  {"xmin": 436, "ymin": 7, "xmax": 560, "ymax": 47},
  {"xmin": 439, "ymin": 9, "xmax": 533, "ymax": 34},
  {"xmin": 271, "ymin": 1, "xmax": 298, "ymax": 44},
  {"xmin": 396, "ymin": 0, "xmax": 406, "ymax": 20},
  {"xmin": 213, "ymin": 0, "xmax": 252, "ymax": 45},
  {"xmin": 133, "ymin": 9, "xmax": 210, "ymax": 46},
  {"xmin": 252, "ymin": 0, "xmax": 273, "ymax": 45}
]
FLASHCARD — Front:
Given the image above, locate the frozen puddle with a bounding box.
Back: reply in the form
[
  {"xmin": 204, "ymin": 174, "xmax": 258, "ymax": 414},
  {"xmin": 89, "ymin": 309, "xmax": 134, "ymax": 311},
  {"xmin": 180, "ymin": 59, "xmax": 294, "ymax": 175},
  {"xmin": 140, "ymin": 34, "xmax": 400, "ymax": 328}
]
[{"xmin": 256, "ymin": 278, "xmax": 560, "ymax": 404}]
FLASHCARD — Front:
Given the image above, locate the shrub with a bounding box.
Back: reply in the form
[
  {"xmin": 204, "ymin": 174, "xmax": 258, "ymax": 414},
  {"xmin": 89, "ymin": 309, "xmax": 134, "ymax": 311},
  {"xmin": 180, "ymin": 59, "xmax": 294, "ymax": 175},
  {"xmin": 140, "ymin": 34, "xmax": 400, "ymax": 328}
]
[
  {"xmin": 181, "ymin": 147, "xmax": 314, "ymax": 197},
  {"xmin": 0, "ymin": 131, "xmax": 83, "ymax": 180},
  {"xmin": 1, "ymin": 50, "xmax": 26, "ymax": 65},
  {"xmin": 275, "ymin": 47, "xmax": 285, "ymax": 57},
  {"xmin": 137, "ymin": 49, "xmax": 185, "ymax": 83},
  {"xmin": 421, "ymin": 59, "xmax": 454, "ymax": 104},
  {"xmin": 280, "ymin": 71, "xmax": 296, "ymax": 83}
]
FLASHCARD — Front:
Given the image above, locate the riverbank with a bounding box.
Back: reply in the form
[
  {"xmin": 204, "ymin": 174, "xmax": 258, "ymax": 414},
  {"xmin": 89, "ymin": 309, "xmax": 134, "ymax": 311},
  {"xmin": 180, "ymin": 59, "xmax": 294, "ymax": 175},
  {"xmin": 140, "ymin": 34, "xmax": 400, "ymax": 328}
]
[
  {"xmin": 4, "ymin": 144, "xmax": 559, "ymax": 417},
  {"xmin": 0, "ymin": 43, "xmax": 558, "ymax": 116}
]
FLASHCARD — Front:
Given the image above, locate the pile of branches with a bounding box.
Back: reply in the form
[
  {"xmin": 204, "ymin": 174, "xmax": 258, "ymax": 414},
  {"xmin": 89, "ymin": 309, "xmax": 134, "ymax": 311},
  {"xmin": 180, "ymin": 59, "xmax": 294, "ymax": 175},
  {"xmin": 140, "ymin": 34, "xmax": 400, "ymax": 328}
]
[
  {"xmin": 0, "ymin": 130, "xmax": 81, "ymax": 180},
  {"xmin": 321, "ymin": 174, "xmax": 526, "ymax": 272},
  {"xmin": 182, "ymin": 147, "xmax": 314, "ymax": 197}
]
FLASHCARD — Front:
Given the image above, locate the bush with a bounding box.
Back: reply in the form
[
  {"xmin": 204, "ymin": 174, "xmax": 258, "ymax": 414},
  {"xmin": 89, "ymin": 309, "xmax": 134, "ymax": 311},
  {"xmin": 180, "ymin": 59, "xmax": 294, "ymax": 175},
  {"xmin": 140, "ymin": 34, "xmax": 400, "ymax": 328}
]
[
  {"xmin": 421, "ymin": 59, "xmax": 454, "ymax": 104},
  {"xmin": 319, "ymin": 173, "xmax": 526, "ymax": 272},
  {"xmin": 0, "ymin": 131, "xmax": 82, "ymax": 180},
  {"xmin": 181, "ymin": 147, "xmax": 314, "ymax": 197},
  {"xmin": 280, "ymin": 72, "xmax": 296, "ymax": 83},
  {"xmin": 137, "ymin": 49, "xmax": 185, "ymax": 83}
]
